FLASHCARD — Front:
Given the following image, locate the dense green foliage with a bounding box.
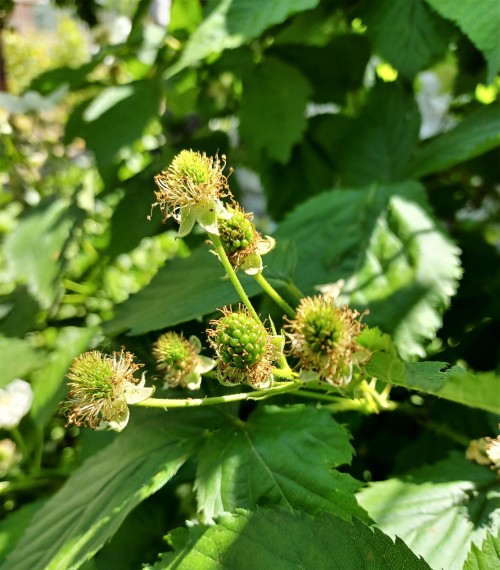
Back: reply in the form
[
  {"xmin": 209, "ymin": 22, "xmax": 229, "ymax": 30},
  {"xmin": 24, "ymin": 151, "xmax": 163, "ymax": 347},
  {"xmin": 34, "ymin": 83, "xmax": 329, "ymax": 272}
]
[{"xmin": 0, "ymin": 0, "xmax": 499, "ymax": 568}]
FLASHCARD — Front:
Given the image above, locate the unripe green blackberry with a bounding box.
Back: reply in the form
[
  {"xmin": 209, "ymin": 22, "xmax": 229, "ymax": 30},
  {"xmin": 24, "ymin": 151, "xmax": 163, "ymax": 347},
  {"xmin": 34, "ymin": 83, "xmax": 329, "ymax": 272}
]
[
  {"xmin": 219, "ymin": 206, "xmax": 255, "ymax": 255},
  {"xmin": 208, "ymin": 306, "xmax": 280, "ymax": 388},
  {"xmin": 214, "ymin": 311, "xmax": 267, "ymax": 368}
]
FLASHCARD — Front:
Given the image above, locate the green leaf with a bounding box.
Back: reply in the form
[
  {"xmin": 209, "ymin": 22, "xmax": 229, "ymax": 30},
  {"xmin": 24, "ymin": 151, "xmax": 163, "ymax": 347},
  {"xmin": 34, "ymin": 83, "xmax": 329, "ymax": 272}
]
[
  {"xmin": 357, "ymin": 452, "xmax": 500, "ymax": 570},
  {"xmin": 3, "ymin": 409, "xmax": 209, "ymax": 570},
  {"xmin": 363, "ymin": 0, "xmax": 451, "ymax": 78},
  {"xmin": 153, "ymin": 509, "xmax": 431, "ymax": 569},
  {"xmin": 463, "ymin": 529, "xmax": 500, "ymax": 570},
  {"xmin": 0, "ymin": 500, "xmax": 46, "ymax": 561},
  {"xmin": 336, "ymin": 83, "xmax": 421, "ymax": 187},
  {"xmin": 424, "ymin": 0, "xmax": 500, "ymax": 83},
  {"xmin": 274, "ymin": 181, "xmax": 462, "ymax": 357},
  {"xmin": 65, "ymin": 80, "xmax": 163, "ymax": 183},
  {"xmin": 172, "ymin": 0, "xmax": 319, "ymax": 74},
  {"xmin": 239, "ymin": 56, "xmax": 311, "ymax": 163},
  {"xmin": 0, "ymin": 337, "xmax": 41, "ymax": 387},
  {"xmin": 358, "ymin": 327, "xmax": 500, "ymax": 414},
  {"xmin": 406, "ymin": 104, "xmax": 500, "ymax": 178},
  {"xmin": 104, "ymin": 246, "xmax": 260, "ymax": 336},
  {"xmin": 30, "ymin": 327, "xmax": 96, "ymax": 430},
  {"xmin": 195, "ymin": 404, "xmax": 367, "ymax": 522},
  {"xmin": 0, "ymin": 287, "xmax": 40, "ymax": 338},
  {"xmin": 4, "ymin": 198, "xmax": 83, "ymax": 309}
]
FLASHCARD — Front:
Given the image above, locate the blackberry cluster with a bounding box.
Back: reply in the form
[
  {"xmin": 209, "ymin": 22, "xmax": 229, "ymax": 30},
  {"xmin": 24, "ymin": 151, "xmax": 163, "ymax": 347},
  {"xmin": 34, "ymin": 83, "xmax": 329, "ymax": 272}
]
[
  {"xmin": 219, "ymin": 208, "xmax": 255, "ymax": 254},
  {"xmin": 214, "ymin": 312, "xmax": 266, "ymax": 369}
]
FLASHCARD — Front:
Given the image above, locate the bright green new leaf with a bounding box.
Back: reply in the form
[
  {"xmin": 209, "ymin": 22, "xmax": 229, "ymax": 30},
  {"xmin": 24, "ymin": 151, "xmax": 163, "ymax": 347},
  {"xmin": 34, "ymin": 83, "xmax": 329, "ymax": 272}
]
[
  {"xmin": 0, "ymin": 337, "xmax": 41, "ymax": 387},
  {"xmin": 239, "ymin": 56, "xmax": 312, "ymax": 163},
  {"xmin": 407, "ymin": 104, "xmax": 500, "ymax": 178},
  {"xmin": 152, "ymin": 509, "xmax": 431, "ymax": 569},
  {"xmin": 4, "ymin": 198, "xmax": 83, "ymax": 309},
  {"xmin": 3, "ymin": 410, "xmax": 209, "ymax": 570},
  {"xmin": 105, "ymin": 245, "xmax": 260, "ymax": 336},
  {"xmin": 364, "ymin": 0, "xmax": 451, "ymax": 78},
  {"xmin": 463, "ymin": 529, "xmax": 500, "ymax": 570},
  {"xmin": 172, "ymin": 0, "xmax": 319, "ymax": 74},
  {"xmin": 195, "ymin": 404, "xmax": 367, "ymax": 522},
  {"xmin": 424, "ymin": 0, "xmax": 500, "ymax": 83},
  {"xmin": 274, "ymin": 181, "xmax": 461, "ymax": 357},
  {"xmin": 358, "ymin": 327, "xmax": 500, "ymax": 414},
  {"xmin": 358, "ymin": 452, "xmax": 500, "ymax": 570}
]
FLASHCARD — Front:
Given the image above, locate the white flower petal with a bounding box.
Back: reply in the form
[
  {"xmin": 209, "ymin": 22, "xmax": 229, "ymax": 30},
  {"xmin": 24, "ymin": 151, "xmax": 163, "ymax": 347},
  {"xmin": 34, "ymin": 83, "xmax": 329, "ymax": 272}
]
[
  {"xmin": 216, "ymin": 201, "xmax": 233, "ymax": 220},
  {"xmin": 124, "ymin": 384, "xmax": 155, "ymax": 404},
  {"xmin": 197, "ymin": 205, "xmax": 219, "ymax": 234},
  {"xmin": 182, "ymin": 372, "xmax": 202, "ymax": 391},
  {"xmin": 256, "ymin": 236, "xmax": 276, "ymax": 255},
  {"xmin": 0, "ymin": 379, "xmax": 34, "ymax": 430},
  {"xmin": 194, "ymin": 355, "xmax": 216, "ymax": 374},
  {"xmin": 241, "ymin": 253, "xmax": 263, "ymax": 275},
  {"xmin": 189, "ymin": 335, "xmax": 202, "ymax": 354}
]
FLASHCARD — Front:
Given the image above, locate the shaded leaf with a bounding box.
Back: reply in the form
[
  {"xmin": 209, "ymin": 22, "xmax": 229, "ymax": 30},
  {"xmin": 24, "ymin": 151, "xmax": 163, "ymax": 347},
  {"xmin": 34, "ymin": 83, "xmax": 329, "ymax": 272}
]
[
  {"xmin": 424, "ymin": 0, "xmax": 500, "ymax": 83},
  {"xmin": 153, "ymin": 509, "xmax": 430, "ymax": 569},
  {"xmin": 274, "ymin": 181, "xmax": 462, "ymax": 357},
  {"xmin": 0, "ymin": 287, "xmax": 40, "ymax": 338},
  {"xmin": 463, "ymin": 529, "xmax": 500, "ymax": 570},
  {"xmin": 336, "ymin": 83, "xmax": 421, "ymax": 187},
  {"xmin": 406, "ymin": 104, "xmax": 500, "ymax": 178},
  {"xmin": 3, "ymin": 409, "xmax": 210, "ymax": 570},
  {"xmin": 104, "ymin": 246, "xmax": 260, "ymax": 336},
  {"xmin": 239, "ymin": 56, "xmax": 311, "ymax": 163},
  {"xmin": 358, "ymin": 452, "xmax": 500, "ymax": 570},
  {"xmin": 4, "ymin": 198, "xmax": 83, "ymax": 309},
  {"xmin": 195, "ymin": 404, "xmax": 367, "ymax": 522},
  {"xmin": 364, "ymin": 0, "xmax": 451, "ymax": 78},
  {"xmin": 0, "ymin": 500, "xmax": 46, "ymax": 561}
]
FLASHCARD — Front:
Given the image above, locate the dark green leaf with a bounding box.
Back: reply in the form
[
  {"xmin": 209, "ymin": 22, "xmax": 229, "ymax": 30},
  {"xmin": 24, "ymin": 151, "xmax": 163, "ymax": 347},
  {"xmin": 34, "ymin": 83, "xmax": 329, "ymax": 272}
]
[
  {"xmin": 195, "ymin": 404, "xmax": 367, "ymax": 521},
  {"xmin": 239, "ymin": 56, "xmax": 311, "ymax": 163},
  {"xmin": 0, "ymin": 500, "xmax": 46, "ymax": 561},
  {"xmin": 358, "ymin": 452, "xmax": 500, "ymax": 570},
  {"xmin": 424, "ymin": 0, "xmax": 500, "ymax": 83},
  {"xmin": 4, "ymin": 198, "xmax": 83, "ymax": 309},
  {"xmin": 274, "ymin": 181, "xmax": 461, "ymax": 357},
  {"xmin": 336, "ymin": 83, "xmax": 421, "ymax": 186},
  {"xmin": 104, "ymin": 246, "xmax": 260, "ymax": 336},
  {"xmin": 153, "ymin": 509, "xmax": 431, "ymax": 569},
  {"xmin": 463, "ymin": 529, "xmax": 500, "ymax": 570},
  {"xmin": 3, "ymin": 409, "xmax": 210, "ymax": 570},
  {"xmin": 0, "ymin": 287, "xmax": 40, "ymax": 338},
  {"xmin": 406, "ymin": 104, "xmax": 500, "ymax": 178},
  {"xmin": 364, "ymin": 0, "xmax": 451, "ymax": 78}
]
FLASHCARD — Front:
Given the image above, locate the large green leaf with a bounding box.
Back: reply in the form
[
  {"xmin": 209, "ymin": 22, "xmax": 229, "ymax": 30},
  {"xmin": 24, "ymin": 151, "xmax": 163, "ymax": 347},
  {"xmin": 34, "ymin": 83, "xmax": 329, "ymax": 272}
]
[
  {"xmin": 4, "ymin": 198, "xmax": 83, "ymax": 309},
  {"xmin": 104, "ymin": 245, "xmax": 260, "ymax": 336},
  {"xmin": 424, "ymin": 0, "xmax": 500, "ymax": 83},
  {"xmin": 195, "ymin": 404, "xmax": 367, "ymax": 522},
  {"xmin": 3, "ymin": 409, "xmax": 209, "ymax": 570},
  {"xmin": 30, "ymin": 327, "xmax": 96, "ymax": 430},
  {"xmin": 463, "ymin": 529, "xmax": 500, "ymax": 570},
  {"xmin": 171, "ymin": 0, "xmax": 319, "ymax": 74},
  {"xmin": 364, "ymin": 0, "xmax": 451, "ymax": 78},
  {"xmin": 358, "ymin": 452, "xmax": 500, "ymax": 570},
  {"xmin": 336, "ymin": 83, "xmax": 421, "ymax": 187},
  {"xmin": 152, "ymin": 509, "xmax": 431, "ymax": 569},
  {"xmin": 358, "ymin": 327, "xmax": 500, "ymax": 414},
  {"xmin": 0, "ymin": 337, "xmax": 41, "ymax": 387},
  {"xmin": 0, "ymin": 501, "xmax": 46, "ymax": 561},
  {"xmin": 239, "ymin": 56, "xmax": 311, "ymax": 163},
  {"xmin": 406, "ymin": 104, "xmax": 500, "ymax": 178},
  {"xmin": 273, "ymin": 181, "xmax": 462, "ymax": 357},
  {"xmin": 65, "ymin": 80, "xmax": 163, "ymax": 183}
]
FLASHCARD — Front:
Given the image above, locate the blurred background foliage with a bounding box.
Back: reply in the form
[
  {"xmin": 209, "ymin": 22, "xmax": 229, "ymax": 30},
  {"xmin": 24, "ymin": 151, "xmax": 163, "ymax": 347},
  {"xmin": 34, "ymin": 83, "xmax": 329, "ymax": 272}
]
[{"xmin": 0, "ymin": 0, "xmax": 499, "ymax": 567}]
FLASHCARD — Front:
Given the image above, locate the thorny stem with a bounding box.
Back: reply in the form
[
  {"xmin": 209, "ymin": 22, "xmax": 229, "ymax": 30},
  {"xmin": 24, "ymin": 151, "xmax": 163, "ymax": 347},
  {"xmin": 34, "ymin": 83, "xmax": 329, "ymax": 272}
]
[
  {"xmin": 253, "ymin": 272, "xmax": 296, "ymax": 319},
  {"xmin": 208, "ymin": 232, "xmax": 261, "ymax": 323}
]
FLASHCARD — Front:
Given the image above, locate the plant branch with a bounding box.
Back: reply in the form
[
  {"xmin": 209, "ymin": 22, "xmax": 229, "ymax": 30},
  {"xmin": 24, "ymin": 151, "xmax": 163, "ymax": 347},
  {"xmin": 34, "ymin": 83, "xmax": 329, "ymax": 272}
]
[{"xmin": 253, "ymin": 272, "xmax": 296, "ymax": 318}]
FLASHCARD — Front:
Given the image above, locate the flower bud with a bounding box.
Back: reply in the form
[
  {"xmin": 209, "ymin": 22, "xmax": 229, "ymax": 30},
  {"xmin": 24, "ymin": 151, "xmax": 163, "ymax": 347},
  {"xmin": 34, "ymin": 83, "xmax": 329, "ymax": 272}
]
[
  {"xmin": 285, "ymin": 295, "xmax": 367, "ymax": 386},
  {"xmin": 152, "ymin": 332, "xmax": 215, "ymax": 390}
]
